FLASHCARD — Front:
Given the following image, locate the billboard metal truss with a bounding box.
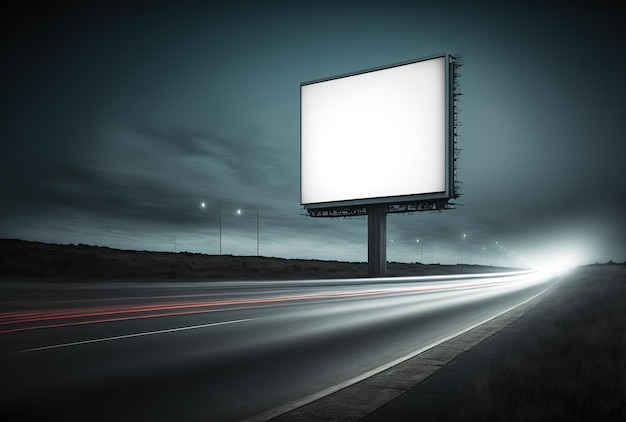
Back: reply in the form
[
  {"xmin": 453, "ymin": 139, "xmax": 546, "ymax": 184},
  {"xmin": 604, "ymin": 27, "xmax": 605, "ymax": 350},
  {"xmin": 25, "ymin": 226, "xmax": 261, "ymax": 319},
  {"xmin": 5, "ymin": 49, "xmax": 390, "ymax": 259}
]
[
  {"xmin": 451, "ymin": 54, "xmax": 463, "ymax": 202},
  {"xmin": 303, "ymin": 198, "xmax": 456, "ymax": 218}
]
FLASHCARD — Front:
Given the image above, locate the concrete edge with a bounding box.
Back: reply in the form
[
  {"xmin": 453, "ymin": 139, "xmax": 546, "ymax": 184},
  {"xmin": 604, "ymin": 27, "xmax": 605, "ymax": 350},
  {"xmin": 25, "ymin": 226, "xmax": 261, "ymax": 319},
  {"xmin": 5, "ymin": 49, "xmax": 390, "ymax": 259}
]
[{"xmin": 260, "ymin": 280, "xmax": 561, "ymax": 422}]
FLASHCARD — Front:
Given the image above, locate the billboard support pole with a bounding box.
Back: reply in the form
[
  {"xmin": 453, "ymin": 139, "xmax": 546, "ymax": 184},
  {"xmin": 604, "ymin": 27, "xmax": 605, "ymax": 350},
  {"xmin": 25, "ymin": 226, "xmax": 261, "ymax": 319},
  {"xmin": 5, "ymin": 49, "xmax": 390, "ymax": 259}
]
[{"xmin": 368, "ymin": 204, "xmax": 387, "ymax": 277}]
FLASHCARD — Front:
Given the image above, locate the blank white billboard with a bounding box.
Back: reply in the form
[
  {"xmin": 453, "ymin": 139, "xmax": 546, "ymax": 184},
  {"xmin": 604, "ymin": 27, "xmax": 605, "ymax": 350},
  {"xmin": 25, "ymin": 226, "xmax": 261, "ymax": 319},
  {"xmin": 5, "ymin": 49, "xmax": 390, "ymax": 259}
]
[{"xmin": 301, "ymin": 55, "xmax": 450, "ymax": 209}]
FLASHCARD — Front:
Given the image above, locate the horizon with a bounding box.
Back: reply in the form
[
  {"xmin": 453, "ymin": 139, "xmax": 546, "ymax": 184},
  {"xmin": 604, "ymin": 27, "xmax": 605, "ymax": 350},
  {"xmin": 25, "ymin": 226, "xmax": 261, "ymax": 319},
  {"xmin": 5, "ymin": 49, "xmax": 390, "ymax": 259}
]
[{"xmin": 4, "ymin": 238, "xmax": 623, "ymax": 269}]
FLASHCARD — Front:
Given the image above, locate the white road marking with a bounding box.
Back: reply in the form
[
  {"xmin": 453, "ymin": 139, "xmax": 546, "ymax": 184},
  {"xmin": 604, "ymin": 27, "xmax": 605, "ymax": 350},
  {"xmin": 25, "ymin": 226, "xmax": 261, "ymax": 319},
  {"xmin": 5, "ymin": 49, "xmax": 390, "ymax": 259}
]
[
  {"xmin": 20, "ymin": 318, "xmax": 256, "ymax": 352},
  {"xmin": 245, "ymin": 280, "xmax": 558, "ymax": 422}
]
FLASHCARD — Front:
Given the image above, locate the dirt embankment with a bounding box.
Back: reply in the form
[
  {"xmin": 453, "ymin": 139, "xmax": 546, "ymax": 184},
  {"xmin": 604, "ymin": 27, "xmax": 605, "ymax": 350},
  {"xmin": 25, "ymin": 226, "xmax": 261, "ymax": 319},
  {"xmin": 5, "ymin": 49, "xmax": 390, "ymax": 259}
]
[{"xmin": 0, "ymin": 239, "xmax": 510, "ymax": 282}]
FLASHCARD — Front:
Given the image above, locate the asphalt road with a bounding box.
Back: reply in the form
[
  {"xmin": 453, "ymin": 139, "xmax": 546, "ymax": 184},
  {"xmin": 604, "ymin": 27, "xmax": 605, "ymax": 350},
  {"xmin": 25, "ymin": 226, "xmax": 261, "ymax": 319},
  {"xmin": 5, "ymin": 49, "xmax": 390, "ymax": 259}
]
[{"xmin": 0, "ymin": 271, "xmax": 554, "ymax": 421}]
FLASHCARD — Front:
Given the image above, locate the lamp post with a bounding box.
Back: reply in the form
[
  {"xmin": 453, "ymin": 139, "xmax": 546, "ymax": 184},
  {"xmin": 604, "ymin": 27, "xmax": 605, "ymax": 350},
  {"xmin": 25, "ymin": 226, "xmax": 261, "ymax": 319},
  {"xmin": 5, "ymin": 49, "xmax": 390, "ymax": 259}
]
[
  {"xmin": 432, "ymin": 240, "xmax": 435, "ymax": 264},
  {"xmin": 495, "ymin": 241, "xmax": 499, "ymax": 266},
  {"xmin": 416, "ymin": 239, "xmax": 423, "ymax": 263},
  {"xmin": 461, "ymin": 233, "xmax": 466, "ymax": 264},
  {"xmin": 237, "ymin": 208, "xmax": 259, "ymax": 257},
  {"xmin": 495, "ymin": 242, "xmax": 505, "ymax": 266},
  {"xmin": 201, "ymin": 200, "xmax": 222, "ymax": 255}
]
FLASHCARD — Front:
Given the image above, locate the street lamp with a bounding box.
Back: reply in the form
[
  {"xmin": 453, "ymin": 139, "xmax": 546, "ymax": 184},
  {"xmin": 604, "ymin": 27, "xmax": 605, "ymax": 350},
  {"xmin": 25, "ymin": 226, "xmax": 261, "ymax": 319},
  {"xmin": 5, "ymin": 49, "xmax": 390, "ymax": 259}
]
[
  {"xmin": 495, "ymin": 241, "xmax": 499, "ymax": 266},
  {"xmin": 201, "ymin": 200, "xmax": 222, "ymax": 255},
  {"xmin": 416, "ymin": 239, "xmax": 423, "ymax": 264},
  {"xmin": 432, "ymin": 240, "xmax": 435, "ymax": 264},
  {"xmin": 461, "ymin": 233, "xmax": 466, "ymax": 264},
  {"xmin": 236, "ymin": 208, "xmax": 259, "ymax": 257}
]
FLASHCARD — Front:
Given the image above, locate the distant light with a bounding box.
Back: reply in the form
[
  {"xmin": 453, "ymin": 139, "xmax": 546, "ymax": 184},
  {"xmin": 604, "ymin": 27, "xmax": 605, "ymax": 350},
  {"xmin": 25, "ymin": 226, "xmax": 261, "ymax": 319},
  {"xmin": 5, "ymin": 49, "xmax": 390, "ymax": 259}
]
[
  {"xmin": 201, "ymin": 202, "xmax": 206, "ymax": 208},
  {"xmin": 535, "ymin": 252, "xmax": 583, "ymax": 275},
  {"xmin": 237, "ymin": 209, "xmax": 242, "ymax": 215},
  {"xmin": 547, "ymin": 259, "xmax": 577, "ymax": 274}
]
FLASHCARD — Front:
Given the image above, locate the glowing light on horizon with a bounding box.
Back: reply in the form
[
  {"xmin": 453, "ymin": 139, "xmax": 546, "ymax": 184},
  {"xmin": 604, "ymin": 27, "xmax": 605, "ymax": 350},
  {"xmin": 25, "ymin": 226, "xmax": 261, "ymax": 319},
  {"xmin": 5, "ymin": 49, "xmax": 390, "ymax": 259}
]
[{"xmin": 527, "ymin": 251, "xmax": 585, "ymax": 275}]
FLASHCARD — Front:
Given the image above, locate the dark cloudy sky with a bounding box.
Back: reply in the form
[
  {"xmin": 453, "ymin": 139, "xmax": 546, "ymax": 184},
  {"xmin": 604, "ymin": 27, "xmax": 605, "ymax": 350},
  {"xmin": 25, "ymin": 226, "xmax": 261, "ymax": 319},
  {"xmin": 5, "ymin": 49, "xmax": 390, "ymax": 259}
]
[{"xmin": 1, "ymin": 2, "xmax": 624, "ymax": 267}]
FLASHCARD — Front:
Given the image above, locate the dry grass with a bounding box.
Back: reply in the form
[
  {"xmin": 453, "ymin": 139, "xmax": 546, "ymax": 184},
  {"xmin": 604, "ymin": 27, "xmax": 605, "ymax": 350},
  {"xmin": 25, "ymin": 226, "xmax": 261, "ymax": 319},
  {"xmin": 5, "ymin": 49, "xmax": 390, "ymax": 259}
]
[
  {"xmin": 0, "ymin": 239, "xmax": 509, "ymax": 281},
  {"xmin": 458, "ymin": 264, "xmax": 626, "ymax": 421}
]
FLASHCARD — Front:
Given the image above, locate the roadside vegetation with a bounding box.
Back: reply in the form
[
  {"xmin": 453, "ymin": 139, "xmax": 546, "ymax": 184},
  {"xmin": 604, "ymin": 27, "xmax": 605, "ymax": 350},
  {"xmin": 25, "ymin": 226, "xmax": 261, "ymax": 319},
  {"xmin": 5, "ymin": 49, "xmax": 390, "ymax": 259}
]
[
  {"xmin": 0, "ymin": 238, "xmax": 510, "ymax": 281},
  {"xmin": 459, "ymin": 264, "xmax": 626, "ymax": 421}
]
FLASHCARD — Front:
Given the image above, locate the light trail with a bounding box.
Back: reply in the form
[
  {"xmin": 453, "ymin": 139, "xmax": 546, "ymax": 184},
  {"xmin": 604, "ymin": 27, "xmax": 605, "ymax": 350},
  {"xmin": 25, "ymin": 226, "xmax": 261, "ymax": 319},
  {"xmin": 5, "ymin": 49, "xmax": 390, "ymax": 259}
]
[
  {"xmin": 248, "ymin": 279, "xmax": 557, "ymax": 422},
  {"xmin": 0, "ymin": 269, "xmax": 558, "ymax": 421},
  {"xmin": 0, "ymin": 270, "xmax": 548, "ymax": 334}
]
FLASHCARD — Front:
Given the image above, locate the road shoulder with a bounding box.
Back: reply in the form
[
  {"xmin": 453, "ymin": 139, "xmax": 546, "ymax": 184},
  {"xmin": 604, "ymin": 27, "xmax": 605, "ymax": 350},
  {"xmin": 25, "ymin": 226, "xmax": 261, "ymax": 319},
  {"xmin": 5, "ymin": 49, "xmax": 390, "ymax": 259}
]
[{"xmin": 266, "ymin": 280, "xmax": 560, "ymax": 421}]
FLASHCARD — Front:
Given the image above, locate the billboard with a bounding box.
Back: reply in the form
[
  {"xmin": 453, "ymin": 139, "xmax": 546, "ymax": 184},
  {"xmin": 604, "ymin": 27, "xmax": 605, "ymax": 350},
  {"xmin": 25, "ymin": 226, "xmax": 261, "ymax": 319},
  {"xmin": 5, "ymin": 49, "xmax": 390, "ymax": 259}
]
[{"xmin": 301, "ymin": 54, "xmax": 454, "ymax": 210}]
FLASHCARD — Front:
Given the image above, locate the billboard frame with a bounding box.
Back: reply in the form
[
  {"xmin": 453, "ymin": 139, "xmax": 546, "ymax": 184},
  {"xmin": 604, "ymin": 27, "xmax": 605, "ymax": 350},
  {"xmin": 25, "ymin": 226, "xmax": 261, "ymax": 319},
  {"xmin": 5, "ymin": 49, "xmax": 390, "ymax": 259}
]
[{"xmin": 300, "ymin": 53, "xmax": 462, "ymax": 216}]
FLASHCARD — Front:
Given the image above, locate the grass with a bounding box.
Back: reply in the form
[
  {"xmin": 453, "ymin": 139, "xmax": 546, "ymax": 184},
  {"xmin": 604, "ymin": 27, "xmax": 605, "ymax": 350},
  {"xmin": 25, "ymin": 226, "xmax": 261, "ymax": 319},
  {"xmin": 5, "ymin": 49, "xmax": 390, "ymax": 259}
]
[
  {"xmin": 0, "ymin": 238, "xmax": 512, "ymax": 281},
  {"xmin": 458, "ymin": 264, "xmax": 626, "ymax": 421}
]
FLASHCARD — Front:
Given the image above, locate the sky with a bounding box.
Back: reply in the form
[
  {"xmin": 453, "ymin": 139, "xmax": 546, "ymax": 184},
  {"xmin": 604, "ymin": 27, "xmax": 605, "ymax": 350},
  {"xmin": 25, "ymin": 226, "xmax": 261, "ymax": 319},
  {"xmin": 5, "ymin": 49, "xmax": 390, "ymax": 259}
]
[{"xmin": 1, "ymin": 1, "xmax": 624, "ymax": 268}]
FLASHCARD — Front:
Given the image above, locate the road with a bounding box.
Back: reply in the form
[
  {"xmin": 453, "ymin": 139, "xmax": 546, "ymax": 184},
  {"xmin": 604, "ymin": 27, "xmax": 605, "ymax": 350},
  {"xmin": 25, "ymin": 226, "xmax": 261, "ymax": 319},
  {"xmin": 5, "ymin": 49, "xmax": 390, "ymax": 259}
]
[{"xmin": 0, "ymin": 270, "xmax": 555, "ymax": 421}]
